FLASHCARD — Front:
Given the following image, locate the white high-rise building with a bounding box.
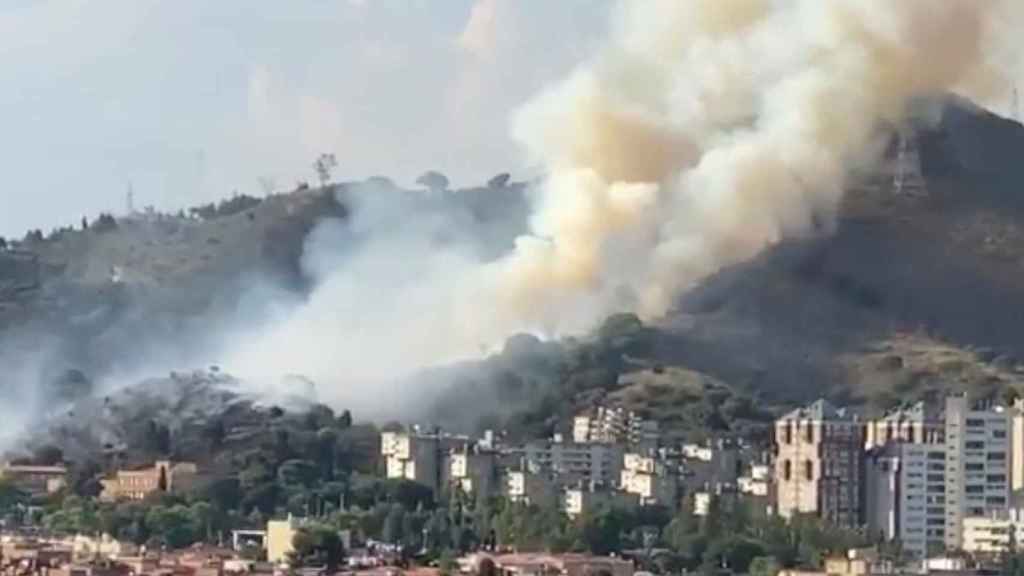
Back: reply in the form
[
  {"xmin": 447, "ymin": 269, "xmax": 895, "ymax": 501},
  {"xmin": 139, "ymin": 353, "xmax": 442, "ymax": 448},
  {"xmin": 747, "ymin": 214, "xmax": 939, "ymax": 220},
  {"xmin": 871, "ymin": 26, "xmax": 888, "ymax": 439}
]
[{"xmin": 864, "ymin": 396, "xmax": 1010, "ymax": 557}]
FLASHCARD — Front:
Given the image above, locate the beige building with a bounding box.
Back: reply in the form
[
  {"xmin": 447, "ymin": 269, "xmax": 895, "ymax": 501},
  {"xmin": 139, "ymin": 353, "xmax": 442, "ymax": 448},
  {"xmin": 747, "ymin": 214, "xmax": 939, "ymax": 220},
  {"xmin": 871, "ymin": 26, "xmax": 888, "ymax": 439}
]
[
  {"xmin": 573, "ymin": 406, "xmax": 659, "ymax": 448},
  {"xmin": 775, "ymin": 399, "xmax": 863, "ymax": 527},
  {"xmin": 267, "ymin": 516, "xmax": 303, "ymax": 564},
  {"xmin": 962, "ymin": 515, "xmax": 1018, "ymax": 554},
  {"xmin": 620, "ymin": 453, "xmax": 677, "ymax": 506},
  {"xmin": 1012, "ymin": 398, "xmax": 1024, "ymax": 493},
  {"xmin": 100, "ymin": 460, "xmax": 197, "ymax": 501},
  {"xmin": 482, "ymin": 553, "xmax": 634, "ymax": 576},
  {"xmin": 0, "ymin": 463, "xmax": 67, "ymax": 498}
]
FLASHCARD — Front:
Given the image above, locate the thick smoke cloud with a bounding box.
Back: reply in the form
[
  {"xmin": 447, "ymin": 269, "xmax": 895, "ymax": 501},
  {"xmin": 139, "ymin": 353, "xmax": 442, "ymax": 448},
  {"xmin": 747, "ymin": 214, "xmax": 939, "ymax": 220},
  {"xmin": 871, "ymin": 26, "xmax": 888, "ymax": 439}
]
[
  {"xmin": 215, "ymin": 0, "xmax": 1022, "ymax": 420},
  {"xmin": 497, "ymin": 0, "xmax": 1020, "ymax": 322}
]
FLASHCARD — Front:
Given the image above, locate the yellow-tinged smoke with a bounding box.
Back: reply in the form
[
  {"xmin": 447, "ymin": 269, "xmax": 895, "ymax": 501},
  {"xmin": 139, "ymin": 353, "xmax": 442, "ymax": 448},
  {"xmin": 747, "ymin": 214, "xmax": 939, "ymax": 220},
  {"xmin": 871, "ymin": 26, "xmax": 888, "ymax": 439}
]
[{"xmin": 494, "ymin": 0, "xmax": 1020, "ymax": 325}]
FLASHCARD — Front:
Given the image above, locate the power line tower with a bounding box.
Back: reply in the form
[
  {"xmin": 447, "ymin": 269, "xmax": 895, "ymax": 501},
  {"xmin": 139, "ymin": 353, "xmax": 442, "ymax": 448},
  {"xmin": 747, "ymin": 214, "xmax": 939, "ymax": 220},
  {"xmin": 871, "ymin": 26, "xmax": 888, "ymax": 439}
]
[
  {"xmin": 1013, "ymin": 85, "xmax": 1020, "ymax": 122},
  {"xmin": 126, "ymin": 182, "xmax": 135, "ymax": 215},
  {"xmin": 894, "ymin": 133, "xmax": 908, "ymax": 195}
]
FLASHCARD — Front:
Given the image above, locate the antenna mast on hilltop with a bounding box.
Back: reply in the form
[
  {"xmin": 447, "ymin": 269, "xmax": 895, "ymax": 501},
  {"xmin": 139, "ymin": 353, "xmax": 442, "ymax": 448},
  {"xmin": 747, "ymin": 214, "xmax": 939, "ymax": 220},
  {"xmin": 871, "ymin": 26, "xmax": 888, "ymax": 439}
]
[
  {"xmin": 894, "ymin": 133, "xmax": 907, "ymax": 195},
  {"xmin": 1013, "ymin": 84, "xmax": 1021, "ymax": 122},
  {"xmin": 126, "ymin": 182, "xmax": 135, "ymax": 215}
]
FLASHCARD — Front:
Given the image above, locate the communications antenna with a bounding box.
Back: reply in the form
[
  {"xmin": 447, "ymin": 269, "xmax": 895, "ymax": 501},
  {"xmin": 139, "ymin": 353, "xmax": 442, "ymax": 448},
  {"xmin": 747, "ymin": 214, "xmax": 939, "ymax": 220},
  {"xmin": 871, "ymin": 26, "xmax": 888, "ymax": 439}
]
[
  {"xmin": 1012, "ymin": 85, "xmax": 1020, "ymax": 122},
  {"xmin": 894, "ymin": 132, "xmax": 908, "ymax": 195},
  {"xmin": 126, "ymin": 182, "xmax": 135, "ymax": 214}
]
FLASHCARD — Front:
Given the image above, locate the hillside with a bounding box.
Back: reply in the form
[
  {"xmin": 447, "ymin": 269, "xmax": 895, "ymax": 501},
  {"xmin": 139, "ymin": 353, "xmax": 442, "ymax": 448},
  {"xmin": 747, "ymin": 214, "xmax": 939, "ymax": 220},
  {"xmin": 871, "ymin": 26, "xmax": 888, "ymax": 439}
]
[
  {"xmin": 651, "ymin": 97, "xmax": 1024, "ymax": 410},
  {"xmin": 4, "ymin": 97, "xmax": 1024, "ymax": 453},
  {"xmin": 0, "ymin": 179, "xmax": 530, "ymax": 415},
  {"xmin": 421, "ymin": 98, "xmax": 1024, "ymax": 438}
]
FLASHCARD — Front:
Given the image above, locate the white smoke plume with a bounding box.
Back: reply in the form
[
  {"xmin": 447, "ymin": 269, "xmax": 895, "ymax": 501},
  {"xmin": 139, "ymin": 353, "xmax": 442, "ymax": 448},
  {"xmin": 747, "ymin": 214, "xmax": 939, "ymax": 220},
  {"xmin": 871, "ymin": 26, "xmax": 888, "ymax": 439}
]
[
  {"xmin": 223, "ymin": 0, "xmax": 1021, "ymax": 418},
  {"xmin": 496, "ymin": 0, "xmax": 1020, "ymax": 322}
]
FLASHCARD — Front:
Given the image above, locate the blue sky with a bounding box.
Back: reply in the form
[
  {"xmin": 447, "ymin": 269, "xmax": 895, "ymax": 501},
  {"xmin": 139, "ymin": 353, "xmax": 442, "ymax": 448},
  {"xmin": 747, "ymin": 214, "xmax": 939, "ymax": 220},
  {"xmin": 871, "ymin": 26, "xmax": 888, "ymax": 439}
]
[{"xmin": 0, "ymin": 0, "xmax": 608, "ymax": 237}]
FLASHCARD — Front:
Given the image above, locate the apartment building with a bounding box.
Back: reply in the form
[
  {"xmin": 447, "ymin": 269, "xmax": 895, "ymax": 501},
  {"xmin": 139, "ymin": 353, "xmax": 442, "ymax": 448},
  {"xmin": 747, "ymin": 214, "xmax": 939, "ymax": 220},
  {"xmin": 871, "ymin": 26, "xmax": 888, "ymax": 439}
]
[
  {"xmin": 381, "ymin": 429, "xmax": 472, "ymax": 494},
  {"xmin": 620, "ymin": 453, "xmax": 677, "ymax": 506},
  {"xmin": 573, "ymin": 406, "xmax": 659, "ymax": 449},
  {"xmin": 505, "ymin": 470, "xmax": 557, "ymax": 507},
  {"xmin": 864, "ymin": 397, "xmax": 1011, "ymax": 556},
  {"xmin": 99, "ymin": 461, "xmax": 197, "ymax": 501},
  {"xmin": 513, "ymin": 438, "xmax": 624, "ymax": 487},
  {"xmin": 775, "ymin": 399, "xmax": 863, "ymax": 527},
  {"xmin": 0, "ymin": 463, "xmax": 67, "ymax": 498},
  {"xmin": 563, "ymin": 484, "xmax": 640, "ymax": 518},
  {"xmin": 738, "ymin": 464, "xmax": 773, "ymax": 498},
  {"xmin": 944, "ymin": 396, "xmax": 1010, "ymax": 549},
  {"xmin": 449, "ymin": 448, "xmax": 499, "ymax": 500}
]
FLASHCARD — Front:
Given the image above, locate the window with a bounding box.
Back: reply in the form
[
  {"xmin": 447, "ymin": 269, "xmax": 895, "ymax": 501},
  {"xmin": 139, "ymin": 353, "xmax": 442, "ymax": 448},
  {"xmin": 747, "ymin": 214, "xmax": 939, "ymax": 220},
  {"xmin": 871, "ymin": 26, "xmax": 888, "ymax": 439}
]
[
  {"xmin": 784, "ymin": 460, "xmax": 792, "ymax": 481},
  {"xmin": 805, "ymin": 423, "xmax": 814, "ymax": 443},
  {"xmin": 967, "ymin": 463, "xmax": 985, "ymax": 471},
  {"xmin": 784, "ymin": 422, "xmax": 793, "ymax": 444},
  {"xmin": 988, "ymin": 452, "xmax": 1007, "ymax": 461},
  {"xmin": 805, "ymin": 460, "xmax": 814, "ymax": 481},
  {"xmin": 987, "ymin": 496, "xmax": 1006, "ymax": 505},
  {"xmin": 967, "ymin": 418, "xmax": 986, "ymax": 427},
  {"xmin": 966, "ymin": 441, "xmax": 985, "ymax": 450},
  {"xmin": 966, "ymin": 485, "xmax": 985, "ymax": 494},
  {"xmin": 993, "ymin": 429, "xmax": 1007, "ymax": 439},
  {"xmin": 928, "ymin": 451, "xmax": 945, "ymax": 460},
  {"xmin": 987, "ymin": 474, "xmax": 1007, "ymax": 483}
]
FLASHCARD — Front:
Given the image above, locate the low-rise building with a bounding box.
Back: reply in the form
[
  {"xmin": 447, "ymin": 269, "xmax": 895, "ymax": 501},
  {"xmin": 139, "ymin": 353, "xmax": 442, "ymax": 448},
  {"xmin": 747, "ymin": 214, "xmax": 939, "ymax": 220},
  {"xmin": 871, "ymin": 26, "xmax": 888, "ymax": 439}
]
[
  {"xmin": 482, "ymin": 553, "xmax": 634, "ymax": 576},
  {"xmin": 620, "ymin": 453, "xmax": 677, "ymax": 506},
  {"xmin": 505, "ymin": 470, "xmax": 557, "ymax": 507},
  {"xmin": 738, "ymin": 464, "xmax": 773, "ymax": 497},
  {"xmin": 267, "ymin": 516, "xmax": 306, "ymax": 564},
  {"xmin": 0, "ymin": 463, "xmax": 68, "ymax": 498},
  {"xmin": 100, "ymin": 461, "xmax": 197, "ymax": 501},
  {"xmin": 563, "ymin": 485, "xmax": 639, "ymax": 518}
]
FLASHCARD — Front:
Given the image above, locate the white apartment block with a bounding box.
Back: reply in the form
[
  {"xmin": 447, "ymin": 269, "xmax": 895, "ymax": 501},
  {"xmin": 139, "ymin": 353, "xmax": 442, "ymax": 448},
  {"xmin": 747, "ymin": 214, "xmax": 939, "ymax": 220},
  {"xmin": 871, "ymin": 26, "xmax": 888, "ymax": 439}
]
[
  {"xmin": 573, "ymin": 406, "xmax": 659, "ymax": 448},
  {"xmin": 775, "ymin": 399, "xmax": 863, "ymax": 527},
  {"xmin": 620, "ymin": 453, "xmax": 677, "ymax": 506},
  {"xmin": 962, "ymin": 515, "xmax": 1021, "ymax": 554},
  {"xmin": 864, "ymin": 397, "xmax": 1011, "ymax": 557},
  {"xmin": 944, "ymin": 396, "xmax": 1010, "ymax": 549}
]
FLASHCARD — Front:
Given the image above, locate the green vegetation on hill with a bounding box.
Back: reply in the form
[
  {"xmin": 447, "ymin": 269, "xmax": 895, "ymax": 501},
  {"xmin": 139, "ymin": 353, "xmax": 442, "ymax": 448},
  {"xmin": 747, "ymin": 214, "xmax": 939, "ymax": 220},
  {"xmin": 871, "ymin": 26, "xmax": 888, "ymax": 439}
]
[{"xmin": 429, "ymin": 313, "xmax": 778, "ymax": 443}]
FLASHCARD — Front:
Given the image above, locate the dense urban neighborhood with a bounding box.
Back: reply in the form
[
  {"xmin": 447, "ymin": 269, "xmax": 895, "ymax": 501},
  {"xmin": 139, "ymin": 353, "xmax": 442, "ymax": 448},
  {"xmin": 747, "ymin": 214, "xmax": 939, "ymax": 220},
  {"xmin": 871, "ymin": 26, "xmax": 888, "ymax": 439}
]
[{"xmin": 4, "ymin": 385, "xmax": 1024, "ymax": 576}]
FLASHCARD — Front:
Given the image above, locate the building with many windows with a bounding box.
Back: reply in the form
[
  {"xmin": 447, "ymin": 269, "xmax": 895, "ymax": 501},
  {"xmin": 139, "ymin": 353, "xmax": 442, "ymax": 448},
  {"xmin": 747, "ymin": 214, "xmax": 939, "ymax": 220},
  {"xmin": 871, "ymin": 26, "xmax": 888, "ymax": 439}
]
[
  {"xmin": 774, "ymin": 399, "xmax": 863, "ymax": 527},
  {"xmin": 572, "ymin": 406, "xmax": 659, "ymax": 449},
  {"xmin": 620, "ymin": 453, "xmax": 677, "ymax": 506},
  {"xmin": 863, "ymin": 396, "xmax": 1011, "ymax": 556}
]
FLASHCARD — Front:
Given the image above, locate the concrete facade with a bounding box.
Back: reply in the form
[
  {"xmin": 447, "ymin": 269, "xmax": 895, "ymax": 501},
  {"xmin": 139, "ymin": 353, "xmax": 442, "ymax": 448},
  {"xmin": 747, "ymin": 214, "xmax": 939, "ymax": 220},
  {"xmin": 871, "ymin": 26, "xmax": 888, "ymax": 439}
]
[{"xmin": 775, "ymin": 399, "xmax": 863, "ymax": 527}]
